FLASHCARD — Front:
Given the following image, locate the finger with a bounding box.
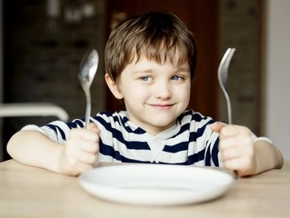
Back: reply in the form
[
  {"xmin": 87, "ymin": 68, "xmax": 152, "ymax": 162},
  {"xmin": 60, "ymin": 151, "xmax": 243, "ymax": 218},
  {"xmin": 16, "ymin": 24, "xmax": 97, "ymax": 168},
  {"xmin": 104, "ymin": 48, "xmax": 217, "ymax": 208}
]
[
  {"xmin": 219, "ymin": 125, "xmax": 240, "ymax": 140},
  {"xmin": 219, "ymin": 137, "xmax": 240, "ymax": 150},
  {"xmin": 222, "ymin": 158, "xmax": 240, "ymax": 171},
  {"xmin": 70, "ymin": 162, "xmax": 94, "ymax": 176},
  {"xmin": 222, "ymin": 157, "xmax": 254, "ymax": 176},
  {"xmin": 220, "ymin": 146, "xmax": 241, "ymax": 161},
  {"xmin": 220, "ymin": 125, "xmax": 251, "ymax": 139},
  {"xmin": 77, "ymin": 150, "xmax": 98, "ymax": 165},
  {"xmin": 66, "ymin": 131, "xmax": 99, "ymax": 159},
  {"xmin": 69, "ymin": 128, "xmax": 99, "ymax": 142},
  {"xmin": 79, "ymin": 140, "xmax": 99, "ymax": 154},
  {"xmin": 219, "ymin": 133, "xmax": 253, "ymax": 157},
  {"xmin": 68, "ymin": 134, "xmax": 99, "ymax": 153},
  {"xmin": 60, "ymin": 148, "xmax": 94, "ymax": 176}
]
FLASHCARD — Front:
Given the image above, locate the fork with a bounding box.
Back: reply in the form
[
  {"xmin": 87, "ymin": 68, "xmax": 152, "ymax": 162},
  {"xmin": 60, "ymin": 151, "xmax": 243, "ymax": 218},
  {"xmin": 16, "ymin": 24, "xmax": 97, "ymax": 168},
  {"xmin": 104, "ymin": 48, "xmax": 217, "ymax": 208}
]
[
  {"xmin": 218, "ymin": 48, "xmax": 237, "ymax": 178},
  {"xmin": 218, "ymin": 48, "xmax": 236, "ymax": 124}
]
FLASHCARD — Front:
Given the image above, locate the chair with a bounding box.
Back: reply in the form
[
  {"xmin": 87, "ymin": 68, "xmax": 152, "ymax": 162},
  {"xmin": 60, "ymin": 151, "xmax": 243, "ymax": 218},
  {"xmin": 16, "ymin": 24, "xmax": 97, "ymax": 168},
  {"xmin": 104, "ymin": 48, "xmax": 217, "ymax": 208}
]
[
  {"xmin": 0, "ymin": 103, "xmax": 69, "ymax": 121},
  {"xmin": 0, "ymin": 102, "xmax": 69, "ymax": 161}
]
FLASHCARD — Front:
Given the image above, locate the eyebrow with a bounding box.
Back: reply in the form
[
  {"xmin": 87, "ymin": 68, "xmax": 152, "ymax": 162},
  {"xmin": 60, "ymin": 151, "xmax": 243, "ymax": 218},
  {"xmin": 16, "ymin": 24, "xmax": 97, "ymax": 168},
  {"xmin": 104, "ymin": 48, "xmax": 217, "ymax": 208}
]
[
  {"xmin": 176, "ymin": 67, "xmax": 190, "ymax": 72},
  {"xmin": 134, "ymin": 66, "xmax": 190, "ymax": 74}
]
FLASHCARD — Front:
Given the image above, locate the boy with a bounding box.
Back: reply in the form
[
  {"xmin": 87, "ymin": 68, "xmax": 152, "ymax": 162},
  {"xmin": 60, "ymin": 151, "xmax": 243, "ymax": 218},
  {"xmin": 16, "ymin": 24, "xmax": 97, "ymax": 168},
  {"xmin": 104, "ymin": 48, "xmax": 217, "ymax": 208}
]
[{"xmin": 7, "ymin": 11, "xmax": 283, "ymax": 176}]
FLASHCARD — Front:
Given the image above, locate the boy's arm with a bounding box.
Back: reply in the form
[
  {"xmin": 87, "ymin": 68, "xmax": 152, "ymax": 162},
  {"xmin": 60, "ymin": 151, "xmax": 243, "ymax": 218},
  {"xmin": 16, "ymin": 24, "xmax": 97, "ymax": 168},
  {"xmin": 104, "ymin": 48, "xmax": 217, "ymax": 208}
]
[
  {"xmin": 7, "ymin": 130, "xmax": 65, "ymax": 173},
  {"xmin": 7, "ymin": 124, "xmax": 100, "ymax": 176},
  {"xmin": 251, "ymin": 140, "xmax": 284, "ymax": 176}
]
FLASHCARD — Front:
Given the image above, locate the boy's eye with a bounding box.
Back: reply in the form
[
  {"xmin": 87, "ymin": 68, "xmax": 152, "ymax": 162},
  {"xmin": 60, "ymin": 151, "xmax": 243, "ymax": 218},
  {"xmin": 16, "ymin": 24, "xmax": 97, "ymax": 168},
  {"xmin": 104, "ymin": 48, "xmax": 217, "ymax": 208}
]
[
  {"xmin": 141, "ymin": 76, "xmax": 152, "ymax": 82},
  {"xmin": 172, "ymin": 75, "xmax": 184, "ymax": 81}
]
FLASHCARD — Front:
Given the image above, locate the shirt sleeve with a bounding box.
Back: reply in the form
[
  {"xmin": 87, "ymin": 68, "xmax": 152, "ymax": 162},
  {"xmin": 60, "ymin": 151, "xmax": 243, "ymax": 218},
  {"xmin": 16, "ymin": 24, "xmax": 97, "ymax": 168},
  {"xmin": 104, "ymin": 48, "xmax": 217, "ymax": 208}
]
[{"xmin": 21, "ymin": 118, "xmax": 86, "ymax": 144}]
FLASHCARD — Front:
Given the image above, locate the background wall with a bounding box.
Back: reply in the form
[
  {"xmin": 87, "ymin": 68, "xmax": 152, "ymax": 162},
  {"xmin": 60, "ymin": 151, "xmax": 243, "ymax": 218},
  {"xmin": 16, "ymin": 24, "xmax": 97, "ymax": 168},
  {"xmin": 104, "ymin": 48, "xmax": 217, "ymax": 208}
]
[
  {"xmin": 264, "ymin": 0, "xmax": 290, "ymax": 161},
  {"xmin": 0, "ymin": 0, "xmax": 3, "ymax": 160},
  {"xmin": 0, "ymin": 0, "xmax": 289, "ymax": 162},
  {"xmin": 218, "ymin": 0, "xmax": 261, "ymax": 134},
  {"xmin": 1, "ymin": 0, "xmax": 106, "ymax": 160},
  {"xmin": 1, "ymin": 1, "xmax": 106, "ymax": 161}
]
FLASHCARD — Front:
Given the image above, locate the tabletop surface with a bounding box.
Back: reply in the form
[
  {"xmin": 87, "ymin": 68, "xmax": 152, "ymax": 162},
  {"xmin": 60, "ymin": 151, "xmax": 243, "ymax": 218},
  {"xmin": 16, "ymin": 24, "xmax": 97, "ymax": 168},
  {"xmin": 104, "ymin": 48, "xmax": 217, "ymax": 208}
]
[{"xmin": 0, "ymin": 160, "xmax": 289, "ymax": 218}]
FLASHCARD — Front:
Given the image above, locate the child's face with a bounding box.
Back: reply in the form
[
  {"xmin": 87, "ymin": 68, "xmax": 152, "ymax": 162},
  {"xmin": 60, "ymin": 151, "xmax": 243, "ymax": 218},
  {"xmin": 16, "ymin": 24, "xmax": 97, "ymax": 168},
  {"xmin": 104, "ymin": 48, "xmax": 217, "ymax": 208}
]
[{"xmin": 107, "ymin": 56, "xmax": 191, "ymax": 135}]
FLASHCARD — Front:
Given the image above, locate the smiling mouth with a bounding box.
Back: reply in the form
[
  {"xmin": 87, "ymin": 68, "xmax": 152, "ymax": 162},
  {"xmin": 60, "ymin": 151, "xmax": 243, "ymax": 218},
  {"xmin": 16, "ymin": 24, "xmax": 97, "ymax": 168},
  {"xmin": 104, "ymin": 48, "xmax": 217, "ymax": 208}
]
[{"xmin": 149, "ymin": 104, "xmax": 174, "ymax": 110}]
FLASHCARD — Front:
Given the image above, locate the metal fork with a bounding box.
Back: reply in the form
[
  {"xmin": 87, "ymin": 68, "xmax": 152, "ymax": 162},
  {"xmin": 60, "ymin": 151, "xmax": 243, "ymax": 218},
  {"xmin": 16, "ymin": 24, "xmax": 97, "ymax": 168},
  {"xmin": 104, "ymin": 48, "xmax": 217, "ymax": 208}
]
[
  {"xmin": 218, "ymin": 48, "xmax": 236, "ymax": 124},
  {"xmin": 218, "ymin": 48, "xmax": 237, "ymax": 179}
]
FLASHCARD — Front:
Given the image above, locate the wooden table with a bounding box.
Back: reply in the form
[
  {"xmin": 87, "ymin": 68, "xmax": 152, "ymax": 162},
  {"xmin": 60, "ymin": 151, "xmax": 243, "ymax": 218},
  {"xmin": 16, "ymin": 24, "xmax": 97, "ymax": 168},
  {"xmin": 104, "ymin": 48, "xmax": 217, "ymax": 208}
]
[{"xmin": 0, "ymin": 160, "xmax": 289, "ymax": 218}]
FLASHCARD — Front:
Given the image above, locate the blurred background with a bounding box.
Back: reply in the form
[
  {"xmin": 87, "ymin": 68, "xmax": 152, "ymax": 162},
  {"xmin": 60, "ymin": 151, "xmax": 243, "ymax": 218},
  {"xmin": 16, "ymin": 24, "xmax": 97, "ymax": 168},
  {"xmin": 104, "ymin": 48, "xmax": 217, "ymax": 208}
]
[{"xmin": 0, "ymin": 0, "xmax": 289, "ymax": 161}]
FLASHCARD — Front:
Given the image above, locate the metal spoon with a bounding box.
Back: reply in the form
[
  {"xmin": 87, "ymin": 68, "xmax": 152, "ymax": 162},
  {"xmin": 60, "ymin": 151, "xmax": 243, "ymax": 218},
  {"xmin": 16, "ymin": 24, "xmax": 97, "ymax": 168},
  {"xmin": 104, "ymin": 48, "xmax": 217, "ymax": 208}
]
[
  {"xmin": 78, "ymin": 49, "xmax": 99, "ymax": 129},
  {"xmin": 218, "ymin": 48, "xmax": 236, "ymax": 124}
]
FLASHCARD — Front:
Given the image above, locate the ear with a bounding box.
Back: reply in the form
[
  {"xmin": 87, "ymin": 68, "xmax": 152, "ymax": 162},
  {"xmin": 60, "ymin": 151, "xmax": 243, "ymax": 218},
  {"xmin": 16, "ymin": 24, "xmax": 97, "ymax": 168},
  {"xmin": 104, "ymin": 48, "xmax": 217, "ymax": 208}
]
[{"xmin": 105, "ymin": 73, "xmax": 124, "ymax": 99}]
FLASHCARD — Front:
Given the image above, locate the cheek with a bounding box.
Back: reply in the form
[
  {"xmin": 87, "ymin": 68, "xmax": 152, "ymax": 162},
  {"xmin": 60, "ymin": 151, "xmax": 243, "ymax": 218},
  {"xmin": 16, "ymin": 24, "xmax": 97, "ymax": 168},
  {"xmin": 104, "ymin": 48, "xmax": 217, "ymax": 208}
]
[
  {"xmin": 132, "ymin": 87, "xmax": 150, "ymax": 100},
  {"xmin": 176, "ymin": 84, "xmax": 191, "ymax": 100},
  {"xmin": 122, "ymin": 83, "xmax": 149, "ymax": 102}
]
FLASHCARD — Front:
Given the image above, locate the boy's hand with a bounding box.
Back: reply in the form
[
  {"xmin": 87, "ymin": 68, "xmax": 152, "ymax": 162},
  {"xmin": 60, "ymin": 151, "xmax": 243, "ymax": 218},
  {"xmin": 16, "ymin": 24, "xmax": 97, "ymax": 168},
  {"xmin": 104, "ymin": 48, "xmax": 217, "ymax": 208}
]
[
  {"xmin": 211, "ymin": 122, "xmax": 256, "ymax": 177},
  {"xmin": 59, "ymin": 123, "xmax": 100, "ymax": 176}
]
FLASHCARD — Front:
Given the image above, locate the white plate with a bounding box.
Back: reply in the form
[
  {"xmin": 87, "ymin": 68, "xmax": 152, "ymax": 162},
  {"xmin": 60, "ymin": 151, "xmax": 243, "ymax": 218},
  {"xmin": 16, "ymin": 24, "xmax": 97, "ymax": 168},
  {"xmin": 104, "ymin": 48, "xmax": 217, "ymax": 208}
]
[{"xmin": 79, "ymin": 164, "xmax": 234, "ymax": 206}]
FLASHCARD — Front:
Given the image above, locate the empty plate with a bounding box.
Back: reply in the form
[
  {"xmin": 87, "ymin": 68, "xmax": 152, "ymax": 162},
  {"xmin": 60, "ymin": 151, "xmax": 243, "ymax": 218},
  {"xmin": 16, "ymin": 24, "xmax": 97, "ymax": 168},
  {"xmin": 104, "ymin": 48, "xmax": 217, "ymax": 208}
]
[{"xmin": 79, "ymin": 164, "xmax": 234, "ymax": 206}]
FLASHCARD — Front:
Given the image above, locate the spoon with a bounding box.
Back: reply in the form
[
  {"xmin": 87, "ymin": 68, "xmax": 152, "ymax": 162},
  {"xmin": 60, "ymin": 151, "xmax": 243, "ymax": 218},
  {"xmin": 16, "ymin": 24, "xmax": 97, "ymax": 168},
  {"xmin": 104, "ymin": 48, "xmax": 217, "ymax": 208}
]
[
  {"xmin": 218, "ymin": 48, "xmax": 236, "ymax": 124},
  {"xmin": 78, "ymin": 49, "xmax": 99, "ymax": 129}
]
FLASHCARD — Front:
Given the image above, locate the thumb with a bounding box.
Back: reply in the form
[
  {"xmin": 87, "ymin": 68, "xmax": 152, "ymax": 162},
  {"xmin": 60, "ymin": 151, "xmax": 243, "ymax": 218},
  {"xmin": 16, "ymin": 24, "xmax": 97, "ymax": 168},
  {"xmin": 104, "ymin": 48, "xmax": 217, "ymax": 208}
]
[
  {"xmin": 211, "ymin": 122, "xmax": 226, "ymax": 133},
  {"xmin": 88, "ymin": 123, "xmax": 100, "ymax": 134}
]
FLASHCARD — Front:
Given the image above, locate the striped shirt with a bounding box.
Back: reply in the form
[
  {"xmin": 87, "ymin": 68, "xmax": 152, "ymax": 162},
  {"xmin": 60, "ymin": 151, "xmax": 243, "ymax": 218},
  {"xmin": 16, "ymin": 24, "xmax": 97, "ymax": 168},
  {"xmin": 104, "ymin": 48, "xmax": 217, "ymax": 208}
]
[{"xmin": 22, "ymin": 110, "xmax": 222, "ymax": 167}]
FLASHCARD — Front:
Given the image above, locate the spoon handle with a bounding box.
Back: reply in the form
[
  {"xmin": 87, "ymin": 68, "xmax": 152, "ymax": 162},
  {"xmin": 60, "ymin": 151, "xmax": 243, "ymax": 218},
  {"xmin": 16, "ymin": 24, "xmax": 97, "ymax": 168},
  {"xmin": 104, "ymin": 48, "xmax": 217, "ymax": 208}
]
[{"xmin": 84, "ymin": 91, "xmax": 91, "ymax": 129}]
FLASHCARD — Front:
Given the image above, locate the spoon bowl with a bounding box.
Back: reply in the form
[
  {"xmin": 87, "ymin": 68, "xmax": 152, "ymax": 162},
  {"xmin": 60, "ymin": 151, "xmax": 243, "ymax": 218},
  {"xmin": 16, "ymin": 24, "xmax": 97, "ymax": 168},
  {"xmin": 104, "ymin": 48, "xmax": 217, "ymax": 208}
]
[{"xmin": 78, "ymin": 49, "xmax": 99, "ymax": 128}]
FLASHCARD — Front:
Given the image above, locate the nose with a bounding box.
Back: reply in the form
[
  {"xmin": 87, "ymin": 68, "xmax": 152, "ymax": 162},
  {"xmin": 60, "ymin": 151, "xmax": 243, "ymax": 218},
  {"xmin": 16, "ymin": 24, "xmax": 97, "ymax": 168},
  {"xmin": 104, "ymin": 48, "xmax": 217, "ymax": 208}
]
[{"xmin": 154, "ymin": 80, "xmax": 172, "ymax": 99}]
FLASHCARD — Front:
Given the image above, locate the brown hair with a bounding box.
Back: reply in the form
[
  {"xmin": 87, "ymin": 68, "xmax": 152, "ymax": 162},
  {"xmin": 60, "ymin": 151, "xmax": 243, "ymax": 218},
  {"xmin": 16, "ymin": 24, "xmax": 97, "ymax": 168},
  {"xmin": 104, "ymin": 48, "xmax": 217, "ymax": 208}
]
[{"xmin": 105, "ymin": 11, "xmax": 197, "ymax": 82}]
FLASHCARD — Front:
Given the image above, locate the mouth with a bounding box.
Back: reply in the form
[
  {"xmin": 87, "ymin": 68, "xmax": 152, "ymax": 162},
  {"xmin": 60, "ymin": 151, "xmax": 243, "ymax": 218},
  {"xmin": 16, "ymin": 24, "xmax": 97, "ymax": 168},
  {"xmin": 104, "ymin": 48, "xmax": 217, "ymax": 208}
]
[{"xmin": 148, "ymin": 103, "xmax": 174, "ymax": 110}]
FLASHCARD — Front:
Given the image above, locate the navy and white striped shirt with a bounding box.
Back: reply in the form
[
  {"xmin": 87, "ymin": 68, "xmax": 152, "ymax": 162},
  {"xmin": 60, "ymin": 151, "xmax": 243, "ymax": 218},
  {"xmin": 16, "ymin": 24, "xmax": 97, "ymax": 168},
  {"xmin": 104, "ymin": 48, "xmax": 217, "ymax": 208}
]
[{"xmin": 23, "ymin": 110, "xmax": 222, "ymax": 167}]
